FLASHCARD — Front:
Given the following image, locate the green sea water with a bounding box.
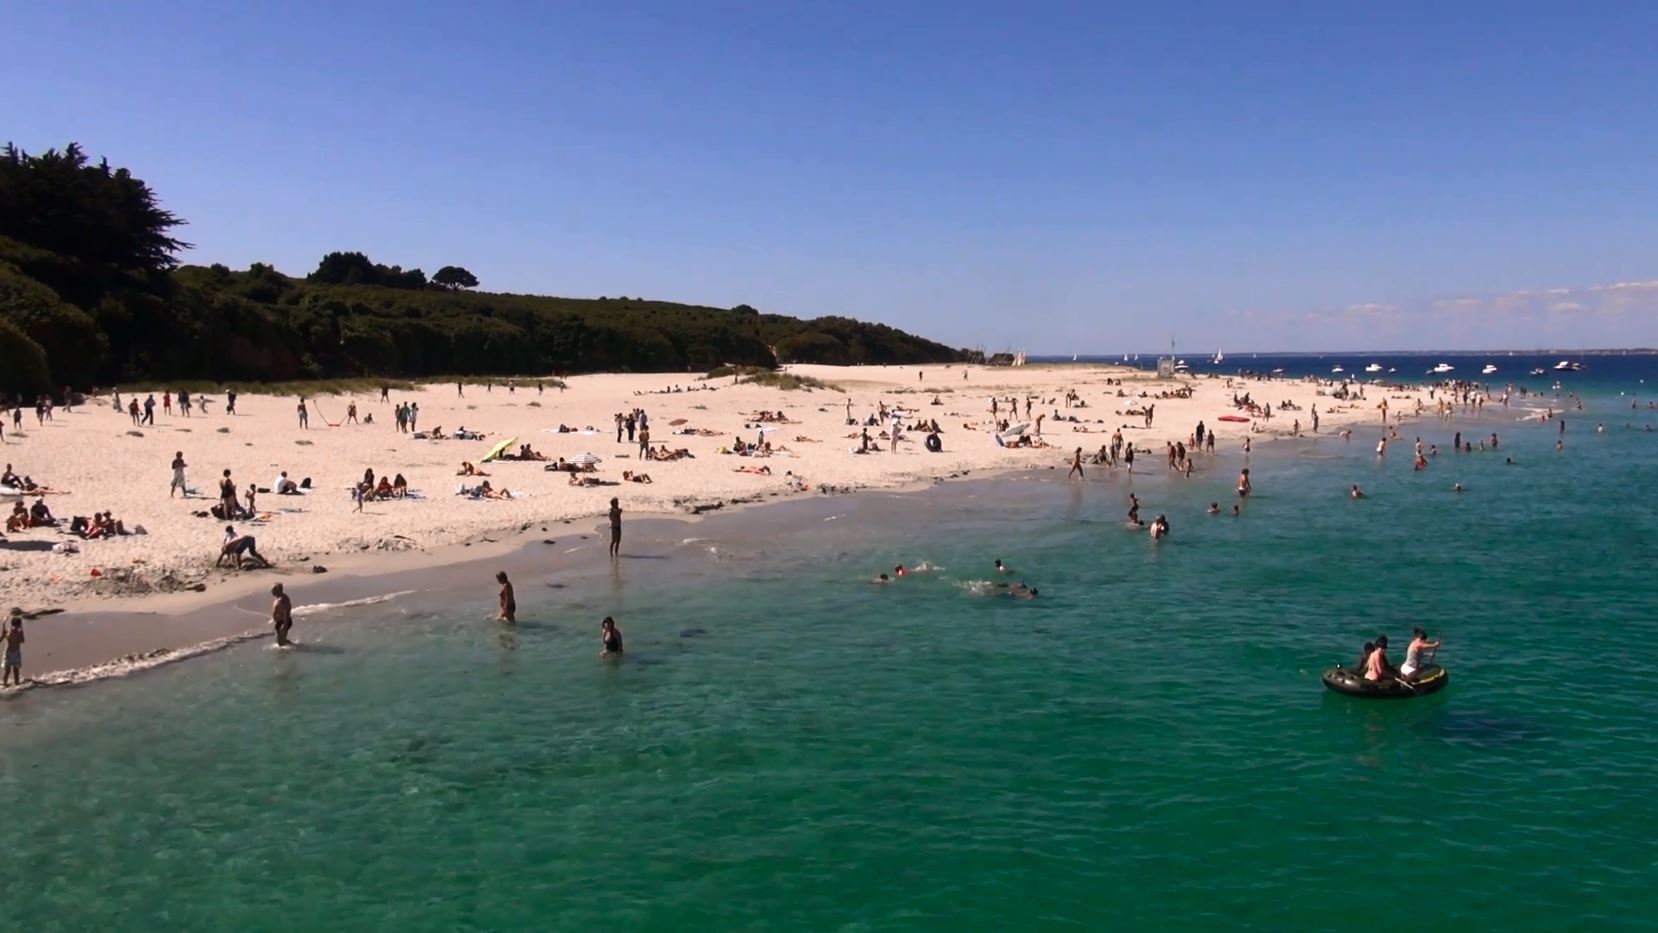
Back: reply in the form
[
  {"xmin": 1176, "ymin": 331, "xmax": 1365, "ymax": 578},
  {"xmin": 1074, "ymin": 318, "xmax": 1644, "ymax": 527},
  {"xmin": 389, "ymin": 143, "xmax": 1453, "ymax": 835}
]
[{"xmin": 3, "ymin": 392, "xmax": 1657, "ymax": 930}]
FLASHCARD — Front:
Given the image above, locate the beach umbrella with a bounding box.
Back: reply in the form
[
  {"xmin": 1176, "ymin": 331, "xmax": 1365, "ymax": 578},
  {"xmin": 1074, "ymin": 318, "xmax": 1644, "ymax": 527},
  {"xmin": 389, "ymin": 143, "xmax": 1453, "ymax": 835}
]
[
  {"xmin": 481, "ymin": 437, "xmax": 517, "ymax": 462},
  {"xmin": 570, "ymin": 452, "xmax": 602, "ymax": 466}
]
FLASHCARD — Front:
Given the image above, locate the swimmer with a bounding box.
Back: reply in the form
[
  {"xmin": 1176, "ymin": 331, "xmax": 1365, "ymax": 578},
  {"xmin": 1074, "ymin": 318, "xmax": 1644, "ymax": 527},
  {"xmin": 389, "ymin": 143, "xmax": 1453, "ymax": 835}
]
[
  {"xmin": 873, "ymin": 573, "xmax": 891, "ymax": 584},
  {"xmin": 1231, "ymin": 504, "xmax": 1240, "ymax": 517},
  {"xmin": 994, "ymin": 559, "xmax": 1011, "ymax": 574},
  {"xmin": 1207, "ymin": 502, "xmax": 1220, "ymax": 515},
  {"xmin": 600, "ymin": 616, "xmax": 624, "ymax": 657},
  {"xmin": 1149, "ymin": 514, "xmax": 1170, "ymax": 539},
  {"xmin": 496, "ymin": 571, "xmax": 516, "ymax": 623},
  {"xmin": 894, "ymin": 564, "xmax": 906, "ymax": 577},
  {"xmin": 1452, "ymin": 483, "xmax": 1465, "ymax": 493},
  {"xmin": 270, "ymin": 584, "xmax": 293, "ymax": 646},
  {"xmin": 1349, "ymin": 484, "xmax": 1365, "ymax": 499},
  {"xmin": 991, "ymin": 582, "xmax": 1039, "ymax": 599}
]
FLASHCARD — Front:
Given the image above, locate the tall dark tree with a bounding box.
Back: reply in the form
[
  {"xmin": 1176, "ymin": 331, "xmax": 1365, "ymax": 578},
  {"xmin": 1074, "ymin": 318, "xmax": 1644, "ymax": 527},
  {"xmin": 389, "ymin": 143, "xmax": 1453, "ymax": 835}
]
[
  {"xmin": 0, "ymin": 142, "xmax": 189, "ymax": 288},
  {"xmin": 432, "ymin": 265, "xmax": 479, "ymax": 290}
]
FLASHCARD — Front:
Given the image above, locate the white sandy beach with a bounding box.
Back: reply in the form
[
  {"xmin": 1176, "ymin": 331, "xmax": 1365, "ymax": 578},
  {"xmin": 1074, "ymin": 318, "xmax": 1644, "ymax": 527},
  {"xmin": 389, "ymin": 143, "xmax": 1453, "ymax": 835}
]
[{"xmin": 1, "ymin": 362, "xmax": 1441, "ymax": 666}]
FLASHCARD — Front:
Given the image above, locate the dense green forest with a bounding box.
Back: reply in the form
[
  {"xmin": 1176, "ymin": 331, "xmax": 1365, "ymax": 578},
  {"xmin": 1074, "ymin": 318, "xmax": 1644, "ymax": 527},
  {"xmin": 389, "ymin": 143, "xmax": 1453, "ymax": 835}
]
[{"xmin": 0, "ymin": 143, "xmax": 968, "ymax": 395}]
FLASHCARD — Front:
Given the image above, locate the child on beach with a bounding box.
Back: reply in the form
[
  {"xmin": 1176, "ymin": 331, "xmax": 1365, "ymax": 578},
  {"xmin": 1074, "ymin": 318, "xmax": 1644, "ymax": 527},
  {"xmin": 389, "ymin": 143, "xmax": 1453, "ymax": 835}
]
[{"xmin": 3, "ymin": 609, "xmax": 23, "ymax": 686}]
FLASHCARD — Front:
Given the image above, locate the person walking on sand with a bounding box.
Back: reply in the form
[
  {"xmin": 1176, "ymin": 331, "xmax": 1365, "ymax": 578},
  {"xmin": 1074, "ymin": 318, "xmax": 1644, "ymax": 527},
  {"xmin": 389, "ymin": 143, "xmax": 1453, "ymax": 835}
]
[
  {"xmin": 409, "ymin": 402, "xmax": 419, "ymax": 433},
  {"xmin": 2, "ymin": 609, "xmax": 23, "ymax": 686},
  {"xmin": 170, "ymin": 451, "xmax": 188, "ymax": 498},
  {"xmin": 346, "ymin": 401, "xmax": 358, "ymax": 424},
  {"xmin": 608, "ymin": 497, "xmax": 623, "ymax": 558},
  {"xmin": 163, "ymin": 391, "xmax": 172, "ymax": 416},
  {"xmin": 271, "ymin": 584, "xmax": 293, "ymax": 646},
  {"xmin": 638, "ymin": 423, "xmax": 651, "ymax": 459},
  {"xmin": 226, "ymin": 389, "xmax": 237, "ymax": 414},
  {"xmin": 297, "ymin": 398, "xmax": 309, "ymax": 429},
  {"xmin": 496, "ymin": 571, "xmax": 516, "ymax": 623},
  {"xmin": 1069, "ymin": 447, "xmax": 1084, "ymax": 480}
]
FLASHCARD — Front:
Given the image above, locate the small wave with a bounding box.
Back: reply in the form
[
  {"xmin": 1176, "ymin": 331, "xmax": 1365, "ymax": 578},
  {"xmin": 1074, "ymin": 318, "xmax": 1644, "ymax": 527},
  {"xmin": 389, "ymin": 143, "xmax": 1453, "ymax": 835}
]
[
  {"xmin": 822, "ymin": 514, "xmax": 844, "ymax": 522},
  {"xmin": 292, "ymin": 590, "xmax": 417, "ymax": 618},
  {"xmin": 959, "ymin": 579, "xmax": 997, "ymax": 595},
  {"xmin": 680, "ymin": 537, "xmax": 708, "ymax": 545},
  {"xmin": 1, "ymin": 629, "xmax": 270, "ymax": 697}
]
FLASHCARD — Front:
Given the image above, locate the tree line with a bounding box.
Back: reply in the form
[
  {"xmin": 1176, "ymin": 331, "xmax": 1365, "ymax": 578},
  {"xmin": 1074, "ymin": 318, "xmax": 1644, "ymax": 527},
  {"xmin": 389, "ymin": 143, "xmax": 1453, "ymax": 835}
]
[{"xmin": 0, "ymin": 143, "xmax": 968, "ymax": 395}]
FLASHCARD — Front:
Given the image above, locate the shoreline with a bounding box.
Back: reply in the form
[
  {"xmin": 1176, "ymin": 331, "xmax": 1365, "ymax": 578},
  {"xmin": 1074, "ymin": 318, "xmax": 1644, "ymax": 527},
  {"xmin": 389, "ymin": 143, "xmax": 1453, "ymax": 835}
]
[{"xmin": 2, "ymin": 361, "xmax": 1519, "ymax": 692}]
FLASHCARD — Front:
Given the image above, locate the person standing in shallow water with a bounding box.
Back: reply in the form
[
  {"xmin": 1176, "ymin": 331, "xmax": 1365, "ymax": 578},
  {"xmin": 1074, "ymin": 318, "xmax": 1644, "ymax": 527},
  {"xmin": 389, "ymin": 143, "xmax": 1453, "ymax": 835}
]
[
  {"xmin": 608, "ymin": 497, "xmax": 622, "ymax": 558},
  {"xmin": 3, "ymin": 608, "xmax": 24, "ymax": 687},
  {"xmin": 600, "ymin": 616, "xmax": 624, "ymax": 657},
  {"xmin": 271, "ymin": 584, "xmax": 293, "ymax": 646},
  {"xmin": 1069, "ymin": 447, "xmax": 1084, "ymax": 480},
  {"xmin": 496, "ymin": 571, "xmax": 516, "ymax": 623}
]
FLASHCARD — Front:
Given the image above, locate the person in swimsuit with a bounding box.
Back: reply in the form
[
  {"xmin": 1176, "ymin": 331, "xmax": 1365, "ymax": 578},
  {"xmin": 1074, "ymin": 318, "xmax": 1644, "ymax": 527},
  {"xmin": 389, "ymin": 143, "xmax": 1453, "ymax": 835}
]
[
  {"xmin": 2, "ymin": 609, "xmax": 23, "ymax": 686},
  {"xmin": 1349, "ymin": 484, "xmax": 1364, "ymax": 499},
  {"xmin": 1400, "ymin": 627, "xmax": 1441, "ymax": 678},
  {"xmin": 600, "ymin": 616, "xmax": 624, "ymax": 657},
  {"xmin": 170, "ymin": 452, "xmax": 188, "ymax": 498},
  {"xmin": 1068, "ymin": 447, "xmax": 1084, "ymax": 480},
  {"xmin": 608, "ymin": 497, "xmax": 622, "ymax": 558},
  {"xmin": 1236, "ymin": 468, "xmax": 1252, "ymax": 498},
  {"xmin": 496, "ymin": 571, "xmax": 516, "ymax": 623},
  {"xmin": 1357, "ymin": 641, "xmax": 1375, "ymax": 671},
  {"xmin": 270, "ymin": 584, "xmax": 293, "ymax": 646},
  {"xmin": 1364, "ymin": 634, "xmax": 1392, "ymax": 681}
]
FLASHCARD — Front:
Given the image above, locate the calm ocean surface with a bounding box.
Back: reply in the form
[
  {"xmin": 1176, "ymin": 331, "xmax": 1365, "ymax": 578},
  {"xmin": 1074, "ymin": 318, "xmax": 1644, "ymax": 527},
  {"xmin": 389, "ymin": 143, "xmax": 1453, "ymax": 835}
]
[{"xmin": 3, "ymin": 368, "xmax": 1656, "ymax": 930}]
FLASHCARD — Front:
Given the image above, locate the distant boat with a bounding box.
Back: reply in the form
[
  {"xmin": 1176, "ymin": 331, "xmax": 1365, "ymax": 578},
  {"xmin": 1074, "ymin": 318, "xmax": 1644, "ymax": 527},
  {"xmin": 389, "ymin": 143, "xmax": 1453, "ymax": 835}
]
[
  {"xmin": 1072, "ymin": 354, "xmax": 1078, "ymax": 362},
  {"xmin": 1429, "ymin": 363, "xmax": 1455, "ymax": 374},
  {"xmin": 1481, "ymin": 364, "xmax": 1498, "ymax": 375},
  {"xmin": 1122, "ymin": 354, "xmax": 1129, "ymax": 362},
  {"xmin": 1270, "ymin": 367, "xmax": 1285, "ymax": 374},
  {"xmin": 1529, "ymin": 367, "xmax": 1547, "ymax": 376},
  {"xmin": 1174, "ymin": 359, "xmax": 1190, "ymax": 373},
  {"xmin": 1330, "ymin": 365, "xmax": 1345, "ymax": 374},
  {"xmin": 1553, "ymin": 360, "xmax": 1584, "ymax": 372},
  {"xmin": 1213, "ymin": 347, "xmax": 1224, "ymax": 364},
  {"xmin": 1364, "ymin": 363, "xmax": 1383, "ymax": 373}
]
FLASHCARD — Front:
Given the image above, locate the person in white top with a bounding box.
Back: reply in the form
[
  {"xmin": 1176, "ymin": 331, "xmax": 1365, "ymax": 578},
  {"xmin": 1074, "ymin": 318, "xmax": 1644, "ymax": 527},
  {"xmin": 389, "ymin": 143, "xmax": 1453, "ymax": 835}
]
[{"xmin": 1400, "ymin": 627, "xmax": 1441, "ymax": 678}]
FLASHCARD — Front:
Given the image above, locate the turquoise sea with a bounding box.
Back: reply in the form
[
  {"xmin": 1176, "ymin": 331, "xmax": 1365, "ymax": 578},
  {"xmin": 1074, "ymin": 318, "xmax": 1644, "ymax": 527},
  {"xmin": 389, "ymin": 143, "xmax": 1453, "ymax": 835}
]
[{"xmin": 3, "ymin": 377, "xmax": 1656, "ymax": 930}]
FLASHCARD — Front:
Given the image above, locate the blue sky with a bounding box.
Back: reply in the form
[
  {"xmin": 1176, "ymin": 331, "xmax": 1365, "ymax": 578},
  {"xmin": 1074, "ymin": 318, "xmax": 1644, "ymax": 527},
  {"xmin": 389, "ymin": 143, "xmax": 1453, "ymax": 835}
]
[{"xmin": 7, "ymin": 1, "xmax": 1658, "ymax": 352}]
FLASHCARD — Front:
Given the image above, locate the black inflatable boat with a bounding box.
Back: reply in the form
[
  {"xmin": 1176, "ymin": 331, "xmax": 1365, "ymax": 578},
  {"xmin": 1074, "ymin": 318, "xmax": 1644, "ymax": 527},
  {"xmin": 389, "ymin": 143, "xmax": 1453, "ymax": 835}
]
[{"xmin": 1322, "ymin": 664, "xmax": 1449, "ymax": 699}]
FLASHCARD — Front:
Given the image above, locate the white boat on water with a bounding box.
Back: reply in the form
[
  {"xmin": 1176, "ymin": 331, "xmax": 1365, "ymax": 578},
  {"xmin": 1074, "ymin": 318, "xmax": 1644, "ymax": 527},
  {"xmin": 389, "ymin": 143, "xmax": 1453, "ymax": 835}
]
[
  {"xmin": 1430, "ymin": 363, "xmax": 1455, "ymax": 374},
  {"xmin": 1364, "ymin": 363, "xmax": 1383, "ymax": 373},
  {"xmin": 1213, "ymin": 347, "xmax": 1224, "ymax": 364},
  {"xmin": 1553, "ymin": 360, "xmax": 1584, "ymax": 372},
  {"xmin": 1481, "ymin": 364, "xmax": 1498, "ymax": 375},
  {"xmin": 1529, "ymin": 367, "xmax": 1547, "ymax": 376},
  {"xmin": 1331, "ymin": 365, "xmax": 1345, "ymax": 374}
]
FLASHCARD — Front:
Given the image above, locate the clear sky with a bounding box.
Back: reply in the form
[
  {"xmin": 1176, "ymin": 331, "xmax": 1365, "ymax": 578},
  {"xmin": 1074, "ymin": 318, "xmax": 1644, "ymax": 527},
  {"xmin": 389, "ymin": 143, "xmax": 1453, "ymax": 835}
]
[{"xmin": 7, "ymin": 1, "xmax": 1657, "ymax": 352}]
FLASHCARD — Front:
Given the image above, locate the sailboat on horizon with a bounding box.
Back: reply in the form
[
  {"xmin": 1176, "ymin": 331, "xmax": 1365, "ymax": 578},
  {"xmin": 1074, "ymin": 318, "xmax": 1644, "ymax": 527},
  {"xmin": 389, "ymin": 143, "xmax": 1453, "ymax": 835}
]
[{"xmin": 1213, "ymin": 347, "xmax": 1224, "ymax": 365}]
